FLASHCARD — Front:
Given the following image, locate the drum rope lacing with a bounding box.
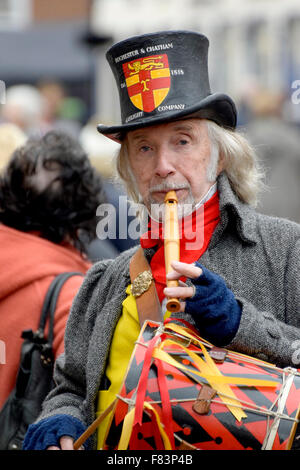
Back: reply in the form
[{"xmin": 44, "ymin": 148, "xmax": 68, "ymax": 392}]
[
  {"xmin": 262, "ymin": 367, "xmax": 299, "ymax": 450},
  {"xmin": 134, "ymin": 340, "xmax": 300, "ymax": 425},
  {"xmin": 116, "ymin": 372, "xmax": 299, "ymax": 424}
]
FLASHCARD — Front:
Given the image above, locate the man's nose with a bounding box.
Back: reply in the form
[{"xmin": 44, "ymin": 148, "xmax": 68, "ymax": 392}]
[{"xmin": 154, "ymin": 148, "xmax": 176, "ymax": 178}]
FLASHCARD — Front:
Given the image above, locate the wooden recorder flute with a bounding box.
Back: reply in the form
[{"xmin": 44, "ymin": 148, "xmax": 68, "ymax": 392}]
[{"xmin": 164, "ymin": 190, "xmax": 181, "ymax": 313}]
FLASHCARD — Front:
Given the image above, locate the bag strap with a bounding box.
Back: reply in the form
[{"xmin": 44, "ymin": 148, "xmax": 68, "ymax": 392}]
[
  {"xmin": 38, "ymin": 272, "xmax": 84, "ymax": 346},
  {"xmin": 129, "ymin": 247, "xmax": 163, "ymax": 326}
]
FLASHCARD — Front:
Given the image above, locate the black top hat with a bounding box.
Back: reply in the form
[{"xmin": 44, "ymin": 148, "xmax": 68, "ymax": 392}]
[{"xmin": 97, "ymin": 30, "xmax": 237, "ymax": 142}]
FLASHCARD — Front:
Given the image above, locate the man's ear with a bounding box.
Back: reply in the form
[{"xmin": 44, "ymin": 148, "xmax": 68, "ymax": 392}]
[{"xmin": 217, "ymin": 152, "xmax": 225, "ymax": 175}]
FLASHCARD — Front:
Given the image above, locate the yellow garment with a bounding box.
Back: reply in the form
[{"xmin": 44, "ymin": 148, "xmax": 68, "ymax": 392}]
[{"xmin": 96, "ymin": 285, "xmax": 169, "ymax": 449}]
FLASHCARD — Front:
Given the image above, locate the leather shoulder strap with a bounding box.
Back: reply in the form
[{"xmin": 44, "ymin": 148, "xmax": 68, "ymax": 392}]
[
  {"xmin": 129, "ymin": 247, "xmax": 163, "ymax": 326},
  {"xmin": 39, "ymin": 272, "xmax": 84, "ymax": 345}
]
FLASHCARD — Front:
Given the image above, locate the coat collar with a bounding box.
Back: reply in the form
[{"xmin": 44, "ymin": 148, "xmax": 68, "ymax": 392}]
[{"xmin": 209, "ymin": 172, "xmax": 258, "ymax": 248}]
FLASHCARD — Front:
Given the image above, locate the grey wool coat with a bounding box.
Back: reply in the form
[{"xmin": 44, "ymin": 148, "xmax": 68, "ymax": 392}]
[{"xmin": 39, "ymin": 172, "xmax": 300, "ymax": 445}]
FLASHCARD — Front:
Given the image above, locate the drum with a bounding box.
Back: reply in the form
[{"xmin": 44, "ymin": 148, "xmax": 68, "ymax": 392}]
[{"xmin": 102, "ymin": 320, "xmax": 300, "ymax": 451}]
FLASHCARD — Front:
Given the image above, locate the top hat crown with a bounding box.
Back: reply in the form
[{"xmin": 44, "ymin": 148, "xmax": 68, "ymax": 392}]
[{"xmin": 97, "ymin": 30, "xmax": 237, "ymax": 141}]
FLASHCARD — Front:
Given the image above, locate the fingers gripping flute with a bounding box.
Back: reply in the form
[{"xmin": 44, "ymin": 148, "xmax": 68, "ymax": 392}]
[{"xmin": 164, "ymin": 191, "xmax": 181, "ymax": 313}]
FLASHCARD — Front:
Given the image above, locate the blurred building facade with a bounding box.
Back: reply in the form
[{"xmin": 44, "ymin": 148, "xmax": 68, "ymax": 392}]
[
  {"xmin": 0, "ymin": 0, "xmax": 95, "ymax": 119},
  {"xmin": 88, "ymin": 0, "xmax": 300, "ymax": 127},
  {"xmin": 0, "ymin": 0, "xmax": 299, "ymax": 224},
  {"xmin": 2, "ymin": 0, "xmax": 300, "ymax": 127}
]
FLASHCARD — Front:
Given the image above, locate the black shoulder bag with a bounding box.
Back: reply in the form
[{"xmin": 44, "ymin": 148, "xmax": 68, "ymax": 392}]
[{"xmin": 0, "ymin": 272, "xmax": 83, "ymax": 450}]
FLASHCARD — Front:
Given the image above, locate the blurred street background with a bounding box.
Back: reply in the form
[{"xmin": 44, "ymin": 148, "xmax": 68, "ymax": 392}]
[{"xmin": 0, "ymin": 0, "xmax": 299, "ymax": 227}]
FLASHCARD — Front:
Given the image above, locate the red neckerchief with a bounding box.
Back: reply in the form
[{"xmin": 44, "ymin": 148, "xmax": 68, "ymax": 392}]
[{"xmin": 140, "ymin": 191, "xmax": 220, "ymax": 303}]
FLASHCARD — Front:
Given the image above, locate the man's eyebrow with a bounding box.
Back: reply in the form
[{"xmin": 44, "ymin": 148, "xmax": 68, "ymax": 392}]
[
  {"xmin": 130, "ymin": 133, "xmax": 147, "ymax": 143},
  {"xmin": 129, "ymin": 123, "xmax": 196, "ymax": 142},
  {"xmin": 171, "ymin": 124, "xmax": 195, "ymax": 133}
]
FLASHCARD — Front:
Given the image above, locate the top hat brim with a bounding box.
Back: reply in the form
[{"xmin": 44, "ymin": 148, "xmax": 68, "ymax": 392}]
[{"xmin": 97, "ymin": 93, "xmax": 237, "ymax": 143}]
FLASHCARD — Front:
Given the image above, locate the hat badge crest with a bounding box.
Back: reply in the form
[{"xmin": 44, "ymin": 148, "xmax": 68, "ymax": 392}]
[{"xmin": 122, "ymin": 54, "xmax": 171, "ymax": 113}]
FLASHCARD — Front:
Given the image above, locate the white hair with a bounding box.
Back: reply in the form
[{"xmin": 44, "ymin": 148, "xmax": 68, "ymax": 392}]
[{"xmin": 206, "ymin": 120, "xmax": 265, "ymax": 206}]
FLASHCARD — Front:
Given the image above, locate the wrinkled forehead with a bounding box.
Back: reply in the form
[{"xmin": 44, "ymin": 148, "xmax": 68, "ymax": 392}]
[{"xmin": 126, "ymin": 117, "xmax": 207, "ymax": 143}]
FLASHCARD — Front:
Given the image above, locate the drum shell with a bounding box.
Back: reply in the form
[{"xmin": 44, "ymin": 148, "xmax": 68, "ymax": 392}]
[{"xmin": 104, "ymin": 321, "xmax": 300, "ymax": 451}]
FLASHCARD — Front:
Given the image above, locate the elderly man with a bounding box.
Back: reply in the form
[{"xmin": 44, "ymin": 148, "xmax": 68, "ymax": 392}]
[{"xmin": 24, "ymin": 31, "xmax": 300, "ymax": 451}]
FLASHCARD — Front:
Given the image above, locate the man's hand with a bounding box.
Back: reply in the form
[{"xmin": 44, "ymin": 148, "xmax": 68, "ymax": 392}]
[
  {"xmin": 23, "ymin": 414, "xmax": 87, "ymax": 451},
  {"xmin": 47, "ymin": 436, "xmax": 84, "ymax": 450},
  {"xmin": 164, "ymin": 260, "xmax": 201, "ymax": 311},
  {"xmin": 47, "ymin": 436, "xmax": 75, "ymax": 450},
  {"xmin": 164, "ymin": 260, "xmax": 242, "ymax": 346}
]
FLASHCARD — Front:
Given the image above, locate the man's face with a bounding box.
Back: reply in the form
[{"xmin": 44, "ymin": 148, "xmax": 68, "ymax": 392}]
[{"xmin": 127, "ymin": 118, "xmax": 221, "ymax": 218}]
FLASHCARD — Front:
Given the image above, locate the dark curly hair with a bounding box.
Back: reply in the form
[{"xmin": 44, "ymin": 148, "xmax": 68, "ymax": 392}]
[{"xmin": 0, "ymin": 130, "xmax": 105, "ymax": 253}]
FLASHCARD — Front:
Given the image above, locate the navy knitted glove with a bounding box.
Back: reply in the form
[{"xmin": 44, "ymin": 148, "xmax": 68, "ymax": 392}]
[
  {"xmin": 23, "ymin": 414, "xmax": 89, "ymax": 450},
  {"xmin": 185, "ymin": 262, "xmax": 242, "ymax": 346}
]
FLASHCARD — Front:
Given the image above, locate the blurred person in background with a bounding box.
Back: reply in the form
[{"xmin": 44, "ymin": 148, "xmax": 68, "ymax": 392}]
[
  {"xmin": 245, "ymin": 89, "xmax": 300, "ymax": 224},
  {"xmin": 0, "ymin": 85, "xmax": 43, "ymax": 138},
  {"xmin": 0, "ymin": 82, "xmax": 85, "ymax": 141},
  {"xmin": 0, "ymin": 123, "xmax": 27, "ymax": 172},
  {"xmin": 37, "ymin": 80, "xmax": 84, "ymax": 139},
  {"xmin": 0, "ymin": 130, "xmax": 106, "ymax": 409},
  {"xmin": 80, "ymin": 116, "xmax": 138, "ymax": 254}
]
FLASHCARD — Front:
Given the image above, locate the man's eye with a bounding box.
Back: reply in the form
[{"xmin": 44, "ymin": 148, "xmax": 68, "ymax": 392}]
[
  {"xmin": 140, "ymin": 145, "xmax": 151, "ymax": 152},
  {"xmin": 179, "ymin": 139, "xmax": 189, "ymax": 145}
]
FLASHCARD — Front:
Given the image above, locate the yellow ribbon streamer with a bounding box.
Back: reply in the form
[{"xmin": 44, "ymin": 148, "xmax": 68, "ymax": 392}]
[
  {"xmin": 117, "ymin": 403, "xmax": 172, "ymax": 450},
  {"xmin": 164, "ymin": 322, "xmax": 208, "ymax": 345},
  {"xmin": 153, "ymin": 338, "xmax": 279, "ymax": 421},
  {"xmin": 164, "ymin": 322, "xmax": 276, "ymax": 367},
  {"xmin": 153, "ymin": 344, "xmax": 277, "ymax": 387},
  {"xmin": 188, "ymin": 339, "xmax": 247, "ymax": 421},
  {"xmin": 118, "ymin": 407, "xmax": 135, "ymax": 450},
  {"xmin": 144, "ymin": 402, "xmax": 172, "ymax": 450}
]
